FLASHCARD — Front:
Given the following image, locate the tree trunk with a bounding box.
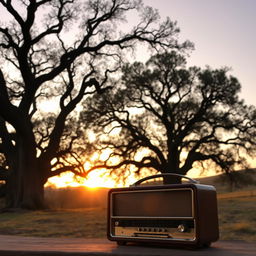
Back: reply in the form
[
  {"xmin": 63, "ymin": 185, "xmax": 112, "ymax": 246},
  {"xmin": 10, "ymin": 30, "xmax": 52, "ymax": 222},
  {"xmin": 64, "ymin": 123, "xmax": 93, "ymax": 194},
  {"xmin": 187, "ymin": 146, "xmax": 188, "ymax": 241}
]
[
  {"xmin": 5, "ymin": 163, "xmax": 45, "ymax": 210},
  {"xmin": 162, "ymin": 156, "xmax": 183, "ymax": 184},
  {"xmin": 5, "ymin": 137, "xmax": 45, "ymax": 210},
  {"xmin": 162, "ymin": 173, "xmax": 182, "ymax": 184}
]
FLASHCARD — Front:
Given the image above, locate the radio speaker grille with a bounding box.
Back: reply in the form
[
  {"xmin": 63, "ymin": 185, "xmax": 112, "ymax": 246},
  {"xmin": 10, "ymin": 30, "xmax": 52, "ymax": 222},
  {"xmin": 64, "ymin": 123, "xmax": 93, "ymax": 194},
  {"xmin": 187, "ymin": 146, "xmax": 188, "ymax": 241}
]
[{"xmin": 112, "ymin": 189, "xmax": 193, "ymax": 217}]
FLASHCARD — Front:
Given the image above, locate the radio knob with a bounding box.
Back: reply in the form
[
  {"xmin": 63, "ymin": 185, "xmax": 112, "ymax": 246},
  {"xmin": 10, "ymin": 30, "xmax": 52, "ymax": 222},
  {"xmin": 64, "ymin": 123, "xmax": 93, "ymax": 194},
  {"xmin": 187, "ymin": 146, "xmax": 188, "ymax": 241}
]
[{"xmin": 177, "ymin": 224, "xmax": 186, "ymax": 233}]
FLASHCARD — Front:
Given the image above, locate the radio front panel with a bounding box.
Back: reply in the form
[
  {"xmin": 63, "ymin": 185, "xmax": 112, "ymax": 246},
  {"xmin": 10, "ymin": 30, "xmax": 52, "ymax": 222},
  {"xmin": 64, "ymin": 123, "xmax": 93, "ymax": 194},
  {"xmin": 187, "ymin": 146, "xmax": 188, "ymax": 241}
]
[
  {"xmin": 109, "ymin": 188, "xmax": 196, "ymax": 242},
  {"xmin": 107, "ymin": 183, "xmax": 219, "ymax": 248}
]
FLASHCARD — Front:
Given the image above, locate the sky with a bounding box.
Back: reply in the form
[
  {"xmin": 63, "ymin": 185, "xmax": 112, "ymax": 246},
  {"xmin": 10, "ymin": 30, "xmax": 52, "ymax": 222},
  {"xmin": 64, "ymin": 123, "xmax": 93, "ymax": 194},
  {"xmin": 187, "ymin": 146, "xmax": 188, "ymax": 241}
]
[
  {"xmin": 143, "ymin": 0, "xmax": 256, "ymax": 106},
  {"xmin": 1, "ymin": 0, "xmax": 255, "ymax": 106}
]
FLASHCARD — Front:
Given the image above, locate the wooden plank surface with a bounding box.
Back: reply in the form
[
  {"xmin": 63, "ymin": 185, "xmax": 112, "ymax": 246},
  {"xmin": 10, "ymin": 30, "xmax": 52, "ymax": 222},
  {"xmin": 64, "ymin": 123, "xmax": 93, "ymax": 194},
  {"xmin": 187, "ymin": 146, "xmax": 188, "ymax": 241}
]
[{"xmin": 0, "ymin": 235, "xmax": 255, "ymax": 256}]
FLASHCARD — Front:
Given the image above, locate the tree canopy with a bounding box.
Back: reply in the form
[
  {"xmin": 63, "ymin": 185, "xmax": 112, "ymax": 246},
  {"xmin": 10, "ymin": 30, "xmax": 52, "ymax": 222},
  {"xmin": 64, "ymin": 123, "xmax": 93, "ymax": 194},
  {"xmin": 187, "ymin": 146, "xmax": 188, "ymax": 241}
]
[
  {"xmin": 82, "ymin": 51, "xmax": 256, "ymax": 184},
  {"xmin": 0, "ymin": 0, "xmax": 185, "ymax": 209}
]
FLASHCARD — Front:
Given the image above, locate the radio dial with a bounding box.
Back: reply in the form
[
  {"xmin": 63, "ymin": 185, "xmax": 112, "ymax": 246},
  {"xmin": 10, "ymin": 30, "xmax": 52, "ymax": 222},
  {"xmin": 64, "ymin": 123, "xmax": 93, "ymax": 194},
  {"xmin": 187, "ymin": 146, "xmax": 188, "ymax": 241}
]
[{"xmin": 177, "ymin": 224, "xmax": 186, "ymax": 233}]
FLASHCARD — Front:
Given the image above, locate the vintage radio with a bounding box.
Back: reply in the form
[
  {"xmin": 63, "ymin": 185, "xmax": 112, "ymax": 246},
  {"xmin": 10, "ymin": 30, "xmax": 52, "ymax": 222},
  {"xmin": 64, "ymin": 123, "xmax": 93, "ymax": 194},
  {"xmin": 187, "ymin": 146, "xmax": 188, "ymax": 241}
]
[{"xmin": 107, "ymin": 174, "xmax": 219, "ymax": 248}]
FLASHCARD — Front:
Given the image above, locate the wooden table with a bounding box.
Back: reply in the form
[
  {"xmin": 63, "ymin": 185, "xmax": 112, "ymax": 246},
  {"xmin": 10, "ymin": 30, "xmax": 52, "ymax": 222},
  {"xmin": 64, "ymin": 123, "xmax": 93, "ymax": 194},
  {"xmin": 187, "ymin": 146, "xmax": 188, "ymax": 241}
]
[{"xmin": 0, "ymin": 235, "xmax": 255, "ymax": 256}]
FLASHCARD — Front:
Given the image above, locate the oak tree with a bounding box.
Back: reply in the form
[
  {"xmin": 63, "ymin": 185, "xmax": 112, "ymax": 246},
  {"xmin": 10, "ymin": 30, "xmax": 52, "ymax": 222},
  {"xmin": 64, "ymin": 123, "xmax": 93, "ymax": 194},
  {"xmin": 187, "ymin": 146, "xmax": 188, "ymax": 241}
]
[
  {"xmin": 83, "ymin": 51, "xmax": 256, "ymax": 184},
  {"xmin": 0, "ymin": 0, "xmax": 185, "ymax": 209}
]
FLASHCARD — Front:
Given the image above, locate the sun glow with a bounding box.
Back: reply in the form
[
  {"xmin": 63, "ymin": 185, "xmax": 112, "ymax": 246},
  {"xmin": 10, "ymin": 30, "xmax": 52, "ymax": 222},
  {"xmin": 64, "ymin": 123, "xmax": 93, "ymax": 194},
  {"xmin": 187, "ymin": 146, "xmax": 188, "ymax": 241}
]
[
  {"xmin": 45, "ymin": 168, "xmax": 138, "ymax": 189},
  {"xmin": 45, "ymin": 149, "xmax": 223, "ymax": 189},
  {"xmin": 45, "ymin": 166, "xmax": 214, "ymax": 189},
  {"xmin": 83, "ymin": 170, "xmax": 118, "ymax": 188},
  {"xmin": 45, "ymin": 163, "xmax": 202, "ymax": 189}
]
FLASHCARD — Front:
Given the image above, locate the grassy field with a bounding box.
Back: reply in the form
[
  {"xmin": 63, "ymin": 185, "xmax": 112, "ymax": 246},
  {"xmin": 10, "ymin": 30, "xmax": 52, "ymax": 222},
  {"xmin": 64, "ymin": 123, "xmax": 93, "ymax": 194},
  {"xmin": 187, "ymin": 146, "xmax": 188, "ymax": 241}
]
[
  {"xmin": 0, "ymin": 194, "xmax": 255, "ymax": 241},
  {"xmin": 0, "ymin": 207, "xmax": 107, "ymax": 238},
  {"xmin": 218, "ymin": 196, "xmax": 256, "ymax": 241}
]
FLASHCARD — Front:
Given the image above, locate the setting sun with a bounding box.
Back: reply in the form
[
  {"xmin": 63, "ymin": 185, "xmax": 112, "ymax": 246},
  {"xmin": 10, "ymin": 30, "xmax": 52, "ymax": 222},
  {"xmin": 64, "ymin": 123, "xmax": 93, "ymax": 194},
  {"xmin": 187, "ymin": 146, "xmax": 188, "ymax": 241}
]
[{"xmin": 83, "ymin": 170, "xmax": 118, "ymax": 188}]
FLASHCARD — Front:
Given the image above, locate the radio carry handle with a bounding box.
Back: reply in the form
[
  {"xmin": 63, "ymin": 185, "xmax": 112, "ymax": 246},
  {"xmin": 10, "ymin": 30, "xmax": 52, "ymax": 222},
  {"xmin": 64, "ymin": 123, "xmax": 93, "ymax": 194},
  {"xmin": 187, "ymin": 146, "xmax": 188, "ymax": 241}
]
[{"xmin": 131, "ymin": 173, "xmax": 199, "ymax": 187}]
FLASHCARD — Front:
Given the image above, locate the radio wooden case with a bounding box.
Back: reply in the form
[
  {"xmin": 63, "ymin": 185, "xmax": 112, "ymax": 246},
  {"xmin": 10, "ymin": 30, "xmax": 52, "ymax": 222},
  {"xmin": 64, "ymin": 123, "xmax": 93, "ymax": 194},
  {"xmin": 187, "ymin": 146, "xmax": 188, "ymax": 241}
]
[{"xmin": 107, "ymin": 181, "xmax": 219, "ymax": 248}]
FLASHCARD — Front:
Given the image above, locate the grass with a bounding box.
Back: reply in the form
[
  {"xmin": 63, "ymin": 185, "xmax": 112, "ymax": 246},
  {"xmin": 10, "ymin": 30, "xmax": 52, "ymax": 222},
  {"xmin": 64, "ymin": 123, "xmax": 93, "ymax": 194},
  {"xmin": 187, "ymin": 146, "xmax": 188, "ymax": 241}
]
[
  {"xmin": 0, "ymin": 196, "xmax": 255, "ymax": 241},
  {"xmin": 218, "ymin": 196, "xmax": 256, "ymax": 241},
  {"xmin": 0, "ymin": 207, "xmax": 107, "ymax": 238}
]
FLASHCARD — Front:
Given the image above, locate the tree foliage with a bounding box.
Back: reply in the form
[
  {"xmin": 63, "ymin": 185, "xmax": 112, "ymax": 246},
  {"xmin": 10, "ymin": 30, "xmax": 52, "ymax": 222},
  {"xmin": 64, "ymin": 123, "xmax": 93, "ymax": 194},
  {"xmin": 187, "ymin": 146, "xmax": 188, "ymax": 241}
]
[
  {"xmin": 0, "ymin": 0, "xmax": 185, "ymax": 209},
  {"xmin": 82, "ymin": 51, "xmax": 256, "ymax": 184}
]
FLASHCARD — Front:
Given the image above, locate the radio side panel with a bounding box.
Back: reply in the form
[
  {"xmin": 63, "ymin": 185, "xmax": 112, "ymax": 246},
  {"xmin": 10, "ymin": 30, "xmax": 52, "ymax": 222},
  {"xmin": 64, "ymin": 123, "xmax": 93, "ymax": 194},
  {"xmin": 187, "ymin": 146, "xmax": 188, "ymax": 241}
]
[{"xmin": 194, "ymin": 184, "xmax": 219, "ymax": 245}]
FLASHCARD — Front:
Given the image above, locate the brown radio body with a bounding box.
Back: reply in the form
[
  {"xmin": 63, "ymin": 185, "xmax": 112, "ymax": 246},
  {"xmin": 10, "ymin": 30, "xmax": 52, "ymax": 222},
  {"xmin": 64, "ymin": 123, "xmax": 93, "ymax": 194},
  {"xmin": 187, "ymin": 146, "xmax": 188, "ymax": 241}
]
[{"xmin": 107, "ymin": 183, "xmax": 219, "ymax": 248}]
